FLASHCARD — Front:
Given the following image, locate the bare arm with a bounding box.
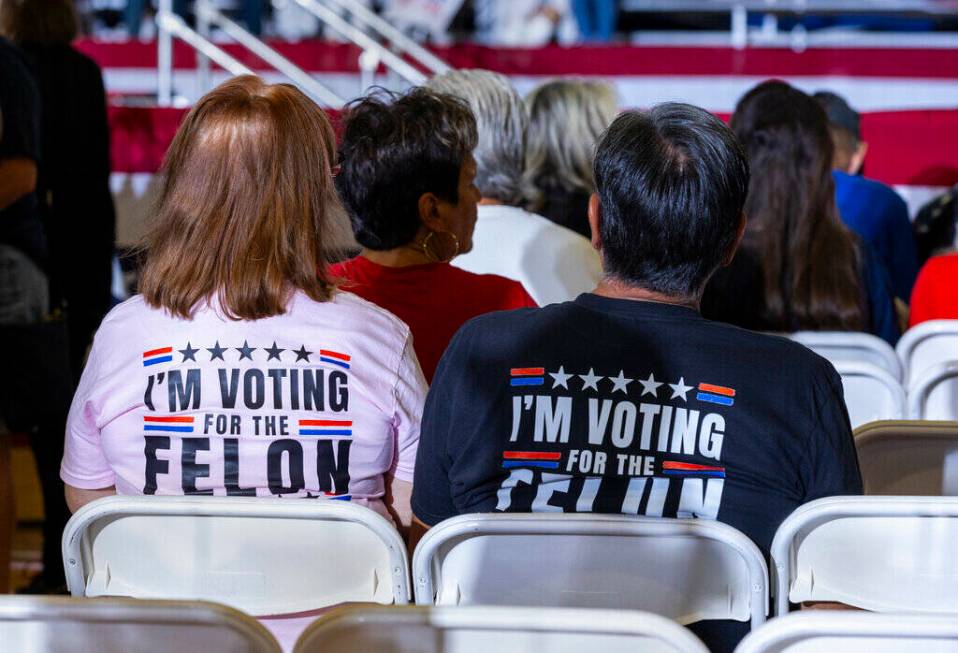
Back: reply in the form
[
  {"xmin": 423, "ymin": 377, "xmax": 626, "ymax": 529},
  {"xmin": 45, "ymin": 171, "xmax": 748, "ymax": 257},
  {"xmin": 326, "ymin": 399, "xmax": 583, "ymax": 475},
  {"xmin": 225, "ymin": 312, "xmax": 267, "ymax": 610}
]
[
  {"xmin": 0, "ymin": 158, "xmax": 37, "ymax": 211},
  {"xmin": 65, "ymin": 484, "xmax": 116, "ymax": 513},
  {"xmin": 383, "ymin": 475, "xmax": 413, "ymax": 539}
]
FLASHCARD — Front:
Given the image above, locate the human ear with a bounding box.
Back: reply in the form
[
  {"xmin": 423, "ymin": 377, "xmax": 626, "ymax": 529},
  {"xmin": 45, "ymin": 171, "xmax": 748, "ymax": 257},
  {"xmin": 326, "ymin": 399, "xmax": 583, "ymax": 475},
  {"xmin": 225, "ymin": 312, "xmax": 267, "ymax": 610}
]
[
  {"xmin": 588, "ymin": 193, "xmax": 602, "ymax": 251},
  {"xmin": 722, "ymin": 212, "xmax": 747, "ymax": 266}
]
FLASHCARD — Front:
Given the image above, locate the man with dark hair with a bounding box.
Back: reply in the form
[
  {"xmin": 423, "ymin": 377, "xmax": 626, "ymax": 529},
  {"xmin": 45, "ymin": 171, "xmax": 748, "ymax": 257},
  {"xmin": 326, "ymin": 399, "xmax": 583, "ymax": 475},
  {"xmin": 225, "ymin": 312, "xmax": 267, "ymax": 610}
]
[
  {"xmin": 412, "ymin": 103, "xmax": 861, "ymax": 651},
  {"xmin": 813, "ymin": 90, "xmax": 919, "ymax": 303}
]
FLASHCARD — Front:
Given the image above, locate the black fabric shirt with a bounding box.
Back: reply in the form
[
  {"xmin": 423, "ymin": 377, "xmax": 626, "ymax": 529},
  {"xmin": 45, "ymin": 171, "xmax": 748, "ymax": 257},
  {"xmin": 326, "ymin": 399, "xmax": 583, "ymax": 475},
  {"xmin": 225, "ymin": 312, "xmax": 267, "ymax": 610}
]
[
  {"xmin": 0, "ymin": 37, "xmax": 45, "ymax": 265},
  {"xmin": 413, "ymin": 294, "xmax": 862, "ymax": 651}
]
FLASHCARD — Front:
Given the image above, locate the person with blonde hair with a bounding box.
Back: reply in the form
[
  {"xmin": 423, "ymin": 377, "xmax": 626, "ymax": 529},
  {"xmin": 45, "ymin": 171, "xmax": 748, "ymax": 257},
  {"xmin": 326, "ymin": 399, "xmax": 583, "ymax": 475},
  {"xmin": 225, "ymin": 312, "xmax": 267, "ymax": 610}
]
[
  {"xmin": 61, "ymin": 77, "xmax": 425, "ymax": 535},
  {"xmin": 427, "ymin": 69, "xmax": 603, "ymax": 306},
  {"xmin": 522, "ymin": 79, "xmax": 618, "ymax": 238}
]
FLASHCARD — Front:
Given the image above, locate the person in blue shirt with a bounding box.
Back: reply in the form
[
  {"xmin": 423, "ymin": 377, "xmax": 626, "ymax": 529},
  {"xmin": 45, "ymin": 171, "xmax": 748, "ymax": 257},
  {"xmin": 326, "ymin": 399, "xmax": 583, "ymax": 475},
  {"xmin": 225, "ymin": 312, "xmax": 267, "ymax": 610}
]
[{"xmin": 814, "ymin": 90, "xmax": 919, "ymax": 303}]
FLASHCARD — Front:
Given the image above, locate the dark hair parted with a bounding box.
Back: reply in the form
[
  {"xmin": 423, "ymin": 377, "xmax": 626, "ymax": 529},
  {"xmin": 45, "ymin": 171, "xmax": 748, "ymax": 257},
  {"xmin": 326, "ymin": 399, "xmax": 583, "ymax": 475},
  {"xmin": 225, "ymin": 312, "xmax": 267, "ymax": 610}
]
[
  {"xmin": 732, "ymin": 80, "xmax": 865, "ymax": 331},
  {"xmin": 0, "ymin": 0, "xmax": 78, "ymax": 46},
  {"xmin": 139, "ymin": 75, "xmax": 341, "ymax": 320},
  {"xmin": 594, "ymin": 103, "xmax": 749, "ymax": 297},
  {"xmin": 336, "ymin": 87, "xmax": 478, "ymax": 250}
]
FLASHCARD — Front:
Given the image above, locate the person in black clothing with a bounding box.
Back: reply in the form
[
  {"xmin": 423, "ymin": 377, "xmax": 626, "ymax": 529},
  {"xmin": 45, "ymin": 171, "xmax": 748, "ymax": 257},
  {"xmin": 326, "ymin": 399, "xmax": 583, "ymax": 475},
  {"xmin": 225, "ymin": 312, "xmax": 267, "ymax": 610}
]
[
  {"xmin": 412, "ymin": 103, "xmax": 862, "ymax": 653},
  {"xmin": 2, "ymin": 0, "xmax": 116, "ymax": 380},
  {"xmin": 0, "ymin": 0, "xmax": 109, "ymax": 593}
]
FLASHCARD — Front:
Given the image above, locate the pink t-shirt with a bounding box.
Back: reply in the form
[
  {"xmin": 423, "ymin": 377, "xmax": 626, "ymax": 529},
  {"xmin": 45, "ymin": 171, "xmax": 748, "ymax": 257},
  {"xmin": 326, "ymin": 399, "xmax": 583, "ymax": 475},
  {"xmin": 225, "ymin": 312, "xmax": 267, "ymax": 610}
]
[{"xmin": 61, "ymin": 290, "xmax": 426, "ymax": 516}]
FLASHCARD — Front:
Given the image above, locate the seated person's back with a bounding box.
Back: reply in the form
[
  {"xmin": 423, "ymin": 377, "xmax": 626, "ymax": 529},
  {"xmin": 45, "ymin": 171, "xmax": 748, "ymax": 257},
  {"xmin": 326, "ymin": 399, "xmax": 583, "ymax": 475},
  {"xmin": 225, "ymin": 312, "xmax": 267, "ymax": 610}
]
[{"xmin": 412, "ymin": 103, "xmax": 862, "ymax": 653}]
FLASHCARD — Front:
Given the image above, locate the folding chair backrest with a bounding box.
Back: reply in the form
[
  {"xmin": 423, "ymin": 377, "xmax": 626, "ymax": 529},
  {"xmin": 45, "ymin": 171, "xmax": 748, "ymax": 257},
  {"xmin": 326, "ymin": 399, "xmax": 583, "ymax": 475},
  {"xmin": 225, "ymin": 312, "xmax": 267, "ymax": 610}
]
[
  {"xmin": 833, "ymin": 362, "xmax": 906, "ymax": 428},
  {"xmin": 62, "ymin": 496, "xmax": 409, "ymax": 616},
  {"xmin": 908, "ymin": 362, "xmax": 958, "ymax": 420},
  {"xmin": 790, "ymin": 331, "xmax": 902, "ymax": 381},
  {"xmin": 412, "ymin": 513, "xmax": 768, "ymax": 629},
  {"xmin": 734, "ymin": 610, "xmax": 958, "ymax": 653},
  {"xmin": 0, "ymin": 595, "xmax": 281, "ymax": 653},
  {"xmin": 898, "ymin": 320, "xmax": 958, "ymax": 386},
  {"xmin": 294, "ymin": 606, "xmax": 710, "ymax": 653},
  {"xmin": 770, "ymin": 496, "xmax": 958, "ymax": 615},
  {"xmin": 855, "ymin": 420, "xmax": 958, "ymax": 495}
]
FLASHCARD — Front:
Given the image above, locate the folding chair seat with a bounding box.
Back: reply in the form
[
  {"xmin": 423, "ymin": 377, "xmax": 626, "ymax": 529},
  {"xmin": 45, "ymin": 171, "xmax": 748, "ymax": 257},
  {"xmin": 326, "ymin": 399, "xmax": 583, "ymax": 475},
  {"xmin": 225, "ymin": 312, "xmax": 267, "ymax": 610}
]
[
  {"xmin": 0, "ymin": 595, "xmax": 280, "ymax": 653},
  {"xmin": 855, "ymin": 420, "xmax": 958, "ymax": 495},
  {"xmin": 833, "ymin": 362, "xmax": 906, "ymax": 429},
  {"xmin": 294, "ymin": 605, "xmax": 710, "ymax": 653},
  {"xmin": 412, "ymin": 513, "xmax": 768, "ymax": 629},
  {"xmin": 62, "ymin": 496, "xmax": 410, "ymax": 616},
  {"xmin": 789, "ymin": 331, "xmax": 902, "ymax": 381},
  {"xmin": 734, "ymin": 610, "xmax": 958, "ymax": 653},
  {"xmin": 770, "ymin": 496, "xmax": 958, "ymax": 615},
  {"xmin": 897, "ymin": 320, "xmax": 958, "ymax": 386}
]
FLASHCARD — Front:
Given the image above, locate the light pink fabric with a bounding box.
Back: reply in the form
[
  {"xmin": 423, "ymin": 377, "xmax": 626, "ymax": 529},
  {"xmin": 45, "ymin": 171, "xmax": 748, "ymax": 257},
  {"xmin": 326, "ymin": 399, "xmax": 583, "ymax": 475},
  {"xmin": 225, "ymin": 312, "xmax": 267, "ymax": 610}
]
[{"xmin": 62, "ymin": 290, "xmax": 425, "ymax": 513}]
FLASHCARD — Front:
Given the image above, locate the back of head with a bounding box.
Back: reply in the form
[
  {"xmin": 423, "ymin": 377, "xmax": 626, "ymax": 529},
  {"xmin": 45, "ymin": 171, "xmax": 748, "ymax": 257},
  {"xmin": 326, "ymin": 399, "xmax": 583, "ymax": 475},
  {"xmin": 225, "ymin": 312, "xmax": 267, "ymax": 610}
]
[
  {"xmin": 523, "ymin": 79, "xmax": 618, "ymax": 211},
  {"xmin": 813, "ymin": 90, "xmax": 862, "ymax": 171},
  {"xmin": 594, "ymin": 103, "xmax": 749, "ymax": 299},
  {"xmin": 336, "ymin": 87, "xmax": 477, "ymax": 251},
  {"xmin": 426, "ymin": 69, "xmax": 526, "ymax": 205},
  {"xmin": 0, "ymin": 0, "xmax": 77, "ymax": 46},
  {"xmin": 140, "ymin": 75, "xmax": 341, "ymax": 320},
  {"xmin": 732, "ymin": 80, "xmax": 864, "ymax": 331}
]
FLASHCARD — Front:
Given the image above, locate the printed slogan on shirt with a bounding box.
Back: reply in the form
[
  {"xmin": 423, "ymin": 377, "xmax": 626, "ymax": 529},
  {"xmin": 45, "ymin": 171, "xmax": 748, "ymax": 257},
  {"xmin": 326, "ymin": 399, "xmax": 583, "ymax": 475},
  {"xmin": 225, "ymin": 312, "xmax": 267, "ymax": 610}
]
[{"xmin": 497, "ymin": 365, "xmax": 731, "ymax": 520}]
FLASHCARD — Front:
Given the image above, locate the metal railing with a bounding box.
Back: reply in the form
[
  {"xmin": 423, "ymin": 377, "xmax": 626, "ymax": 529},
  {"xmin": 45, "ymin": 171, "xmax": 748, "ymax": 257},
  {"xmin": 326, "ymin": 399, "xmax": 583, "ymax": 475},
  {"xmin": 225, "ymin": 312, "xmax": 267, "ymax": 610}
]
[{"xmin": 156, "ymin": 0, "xmax": 450, "ymax": 107}]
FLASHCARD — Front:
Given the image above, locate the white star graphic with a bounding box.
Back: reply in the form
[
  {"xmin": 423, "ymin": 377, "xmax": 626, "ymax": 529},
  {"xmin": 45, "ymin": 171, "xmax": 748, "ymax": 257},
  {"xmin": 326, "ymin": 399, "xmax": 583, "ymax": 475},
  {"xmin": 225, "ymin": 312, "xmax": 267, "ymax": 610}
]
[
  {"xmin": 549, "ymin": 366, "xmax": 573, "ymax": 389},
  {"xmin": 669, "ymin": 377, "xmax": 693, "ymax": 401},
  {"xmin": 609, "ymin": 370, "xmax": 633, "ymax": 394},
  {"xmin": 578, "ymin": 368, "xmax": 603, "ymax": 392},
  {"xmin": 638, "ymin": 372, "xmax": 662, "ymax": 397}
]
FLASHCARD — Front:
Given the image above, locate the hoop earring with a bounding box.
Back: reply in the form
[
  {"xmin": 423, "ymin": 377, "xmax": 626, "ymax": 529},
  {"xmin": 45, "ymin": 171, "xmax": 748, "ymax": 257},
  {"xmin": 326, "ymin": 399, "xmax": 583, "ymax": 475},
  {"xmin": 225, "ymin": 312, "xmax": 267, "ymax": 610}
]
[{"xmin": 420, "ymin": 231, "xmax": 460, "ymax": 263}]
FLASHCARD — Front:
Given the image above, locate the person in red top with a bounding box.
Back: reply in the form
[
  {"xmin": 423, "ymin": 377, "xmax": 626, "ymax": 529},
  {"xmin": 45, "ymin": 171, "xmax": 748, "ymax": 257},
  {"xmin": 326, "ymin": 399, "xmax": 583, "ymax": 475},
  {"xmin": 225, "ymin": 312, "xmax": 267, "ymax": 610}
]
[
  {"xmin": 330, "ymin": 88, "xmax": 536, "ymax": 382},
  {"xmin": 909, "ymin": 253, "xmax": 958, "ymax": 327}
]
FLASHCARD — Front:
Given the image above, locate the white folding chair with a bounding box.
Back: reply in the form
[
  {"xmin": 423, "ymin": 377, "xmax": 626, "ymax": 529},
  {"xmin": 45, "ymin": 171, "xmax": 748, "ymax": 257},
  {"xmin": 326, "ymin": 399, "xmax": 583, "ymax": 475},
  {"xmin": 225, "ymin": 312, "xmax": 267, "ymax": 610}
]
[
  {"xmin": 62, "ymin": 496, "xmax": 410, "ymax": 616},
  {"xmin": 897, "ymin": 320, "xmax": 958, "ymax": 386},
  {"xmin": 412, "ymin": 513, "xmax": 768, "ymax": 629},
  {"xmin": 734, "ymin": 611, "xmax": 958, "ymax": 653},
  {"xmin": 855, "ymin": 420, "xmax": 958, "ymax": 495},
  {"xmin": 770, "ymin": 496, "xmax": 958, "ymax": 615},
  {"xmin": 908, "ymin": 361, "xmax": 958, "ymax": 419},
  {"xmin": 833, "ymin": 362, "xmax": 906, "ymax": 428},
  {"xmin": 294, "ymin": 605, "xmax": 710, "ymax": 653},
  {"xmin": 790, "ymin": 331, "xmax": 902, "ymax": 382},
  {"xmin": 0, "ymin": 595, "xmax": 280, "ymax": 653}
]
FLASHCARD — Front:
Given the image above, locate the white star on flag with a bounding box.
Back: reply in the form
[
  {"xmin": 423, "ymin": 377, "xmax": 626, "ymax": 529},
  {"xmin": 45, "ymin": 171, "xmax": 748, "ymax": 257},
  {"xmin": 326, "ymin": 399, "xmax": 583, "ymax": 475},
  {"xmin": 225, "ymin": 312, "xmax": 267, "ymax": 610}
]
[
  {"xmin": 578, "ymin": 368, "xmax": 602, "ymax": 391},
  {"xmin": 609, "ymin": 370, "xmax": 633, "ymax": 394},
  {"xmin": 638, "ymin": 372, "xmax": 662, "ymax": 397},
  {"xmin": 669, "ymin": 377, "xmax": 693, "ymax": 401},
  {"xmin": 549, "ymin": 366, "xmax": 573, "ymax": 389}
]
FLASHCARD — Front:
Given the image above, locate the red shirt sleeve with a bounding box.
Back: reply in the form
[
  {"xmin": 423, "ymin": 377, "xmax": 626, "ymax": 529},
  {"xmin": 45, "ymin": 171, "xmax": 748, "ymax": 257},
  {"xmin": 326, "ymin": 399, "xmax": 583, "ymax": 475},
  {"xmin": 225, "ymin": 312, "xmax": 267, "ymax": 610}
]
[{"xmin": 910, "ymin": 255, "xmax": 958, "ymax": 327}]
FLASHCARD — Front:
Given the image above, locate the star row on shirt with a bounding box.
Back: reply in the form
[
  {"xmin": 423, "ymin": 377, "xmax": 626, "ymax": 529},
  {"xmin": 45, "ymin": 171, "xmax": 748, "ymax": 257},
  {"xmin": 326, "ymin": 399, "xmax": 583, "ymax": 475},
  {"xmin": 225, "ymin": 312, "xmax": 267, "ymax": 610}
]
[
  {"xmin": 178, "ymin": 342, "xmax": 314, "ymax": 363},
  {"xmin": 546, "ymin": 367, "xmax": 693, "ymax": 400}
]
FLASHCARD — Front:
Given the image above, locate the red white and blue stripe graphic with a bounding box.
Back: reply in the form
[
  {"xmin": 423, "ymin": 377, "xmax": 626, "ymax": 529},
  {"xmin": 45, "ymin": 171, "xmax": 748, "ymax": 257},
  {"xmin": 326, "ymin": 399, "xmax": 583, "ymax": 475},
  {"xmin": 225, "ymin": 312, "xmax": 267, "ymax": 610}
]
[
  {"xmin": 696, "ymin": 383, "xmax": 736, "ymax": 407},
  {"xmin": 299, "ymin": 419, "xmax": 352, "ymax": 437},
  {"xmin": 502, "ymin": 451, "xmax": 561, "ymax": 469},
  {"xmin": 510, "ymin": 367, "xmax": 545, "ymax": 387},
  {"xmin": 142, "ymin": 346, "xmax": 173, "ymax": 367},
  {"xmin": 319, "ymin": 349, "xmax": 350, "ymax": 369},
  {"xmin": 144, "ymin": 415, "xmax": 195, "ymax": 432},
  {"xmin": 662, "ymin": 461, "xmax": 726, "ymax": 479},
  {"xmin": 322, "ymin": 492, "xmax": 352, "ymax": 501}
]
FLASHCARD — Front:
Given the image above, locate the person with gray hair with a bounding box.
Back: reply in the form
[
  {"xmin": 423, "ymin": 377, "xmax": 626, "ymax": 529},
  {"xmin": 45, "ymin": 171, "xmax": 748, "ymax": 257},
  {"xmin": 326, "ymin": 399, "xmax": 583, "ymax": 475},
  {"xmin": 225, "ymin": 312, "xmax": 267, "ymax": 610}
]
[
  {"xmin": 522, "ymin": 79, "xmax": 619, "ymax": 237},
  {"xmin": 427, "ymin": 69, "xmax": 602, "ymax": 307}
]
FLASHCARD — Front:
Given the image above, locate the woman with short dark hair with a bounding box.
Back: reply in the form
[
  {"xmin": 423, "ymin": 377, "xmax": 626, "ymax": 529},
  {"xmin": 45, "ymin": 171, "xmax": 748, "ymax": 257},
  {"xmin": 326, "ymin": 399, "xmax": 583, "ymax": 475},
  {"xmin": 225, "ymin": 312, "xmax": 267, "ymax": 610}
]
[
  {"xmin": 63, "ymin": 77, "xmax": 425, "ymax": 537},
  {"xmin": 331, "ymin": 88, "xmax": 536, "ymax": 382},
  {"xmin": 702, "ymin": 80, "xmax": 898, "ymax": 344}
]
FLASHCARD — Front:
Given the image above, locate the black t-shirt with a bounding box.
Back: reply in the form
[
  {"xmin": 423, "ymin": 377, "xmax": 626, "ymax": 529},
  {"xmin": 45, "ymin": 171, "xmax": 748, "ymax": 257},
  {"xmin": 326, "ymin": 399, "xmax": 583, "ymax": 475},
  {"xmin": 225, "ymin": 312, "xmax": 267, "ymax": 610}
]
[
  {"xmin": 0, "ymin": 37, "xmax": 45, "ymax": 265},
  {"xmin": 413, "ymin": 294, "xmax": 862, "ymax": 651}
]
